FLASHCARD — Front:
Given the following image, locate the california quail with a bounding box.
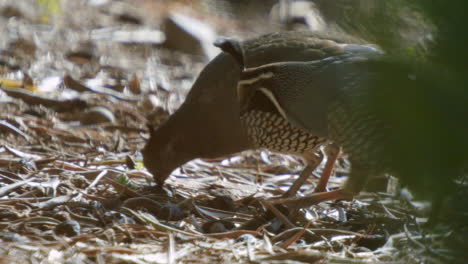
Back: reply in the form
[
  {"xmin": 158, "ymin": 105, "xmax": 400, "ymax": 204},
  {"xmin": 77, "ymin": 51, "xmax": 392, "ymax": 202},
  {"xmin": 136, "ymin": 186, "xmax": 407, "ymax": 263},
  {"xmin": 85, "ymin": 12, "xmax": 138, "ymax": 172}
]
[
  {"xmin": 219, "ymin": 32, "xmax": 463, "ymax": 206},
  {"xmin": 143, "ymin": 31, "xmax": 382, "ymax": 201},
  {"xmin": 216, "ymin": 31, "xmax": 385, "ymax": 202}
]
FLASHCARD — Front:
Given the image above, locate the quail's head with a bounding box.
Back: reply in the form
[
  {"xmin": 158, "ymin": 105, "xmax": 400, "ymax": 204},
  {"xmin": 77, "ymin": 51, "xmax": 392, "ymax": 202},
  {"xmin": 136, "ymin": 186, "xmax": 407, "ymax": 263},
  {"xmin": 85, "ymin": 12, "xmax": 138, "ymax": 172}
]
[{"xmin": 142, "ymin": 122, "xmax": 193, "ymax": 186}]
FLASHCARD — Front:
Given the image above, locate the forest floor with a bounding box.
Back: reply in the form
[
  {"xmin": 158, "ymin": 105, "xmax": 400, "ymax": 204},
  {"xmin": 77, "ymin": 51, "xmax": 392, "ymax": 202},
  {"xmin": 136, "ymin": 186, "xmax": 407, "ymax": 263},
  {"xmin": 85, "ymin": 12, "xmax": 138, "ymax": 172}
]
[{"xmin": 0, "ymin": 0, "xmax": 466, "ymax": 263}]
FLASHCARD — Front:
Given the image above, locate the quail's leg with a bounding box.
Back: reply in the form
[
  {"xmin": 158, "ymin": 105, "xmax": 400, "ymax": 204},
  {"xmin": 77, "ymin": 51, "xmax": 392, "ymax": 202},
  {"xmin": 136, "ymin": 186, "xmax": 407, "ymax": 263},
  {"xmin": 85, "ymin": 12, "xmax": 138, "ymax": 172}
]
[
  {"xmin": 297, "ymin": 159, "xmax": 371, "ymax": 204},
  {"xmin": 272, "ymin": 159, "xmax": 369, "ymax": 206},
  {"xmin": 342, "ymin": 159, "xmax": 371, "ymax": 195},
  {"xmin": 313, "ymin": 143, "xmax": 341, "ymax": 193},
  {"xmin": 282, "ymin": 152, "xmax": 323, "ymax": 197},
  {"xmin": 272, "ymin": 189, "xmax": 353, "ymax": 206}
]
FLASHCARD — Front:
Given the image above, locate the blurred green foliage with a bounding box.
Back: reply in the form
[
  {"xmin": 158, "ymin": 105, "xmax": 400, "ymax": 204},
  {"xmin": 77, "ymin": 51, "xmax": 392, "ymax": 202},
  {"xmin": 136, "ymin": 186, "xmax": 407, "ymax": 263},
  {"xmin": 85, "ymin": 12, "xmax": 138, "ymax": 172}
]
[
  {"xmin": 36, "ymin": 0, "xmax": 61, "ymax": 24},
  {"xmin": 116, "ymin": 174, "xmax": 137, "ymax": 190},
  {"xmin": 317, "ymin": 0, "xmax": 467, "ymax": 208}
]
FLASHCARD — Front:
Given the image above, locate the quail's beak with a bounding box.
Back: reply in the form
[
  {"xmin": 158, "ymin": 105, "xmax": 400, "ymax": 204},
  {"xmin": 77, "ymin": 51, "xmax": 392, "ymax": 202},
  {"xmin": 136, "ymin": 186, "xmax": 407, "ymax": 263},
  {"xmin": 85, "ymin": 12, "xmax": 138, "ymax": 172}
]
[
  {"xmin": 142, "ymin": 158, "xmax": 163, "ymax": 186},
  {"xmin": 154, "ymin": 174, "xmax": 166, "ymax": 187},
  {"xmin": 152, "ymin": 167, "xmax": 171, "ymax": 187}
]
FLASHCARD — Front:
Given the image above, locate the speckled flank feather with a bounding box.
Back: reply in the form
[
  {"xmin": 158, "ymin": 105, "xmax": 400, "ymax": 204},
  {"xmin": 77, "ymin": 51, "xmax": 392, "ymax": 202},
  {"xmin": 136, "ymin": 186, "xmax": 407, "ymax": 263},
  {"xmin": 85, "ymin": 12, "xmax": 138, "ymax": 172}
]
[
  {"xmin": 328, "ymin": 98, "xmax": 386, "ymax": 193},
  {"xmin": 241, "ymin": 110, "xmax": 326, "ymax": 156}
]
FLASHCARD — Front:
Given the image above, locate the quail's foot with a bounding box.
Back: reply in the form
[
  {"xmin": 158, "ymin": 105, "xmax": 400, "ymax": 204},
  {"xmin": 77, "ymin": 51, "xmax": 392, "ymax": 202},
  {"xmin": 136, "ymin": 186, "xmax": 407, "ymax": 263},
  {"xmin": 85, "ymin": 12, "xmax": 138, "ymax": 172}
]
[{"xmin": 271, "ymin": 188, "xmax": 354, "ymax": 207}]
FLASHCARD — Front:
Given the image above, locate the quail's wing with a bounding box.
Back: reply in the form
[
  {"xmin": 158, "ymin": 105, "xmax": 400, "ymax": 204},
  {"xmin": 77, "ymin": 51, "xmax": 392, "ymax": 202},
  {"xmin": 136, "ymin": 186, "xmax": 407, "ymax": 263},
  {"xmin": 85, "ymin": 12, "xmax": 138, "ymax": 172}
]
[
  {"xmin": 238, "ymin": 49, "xmax": 382, "ymax": 138},
  {"xmin": 215, "ymin": 31, "xmax": 366, "ymax": 69}
]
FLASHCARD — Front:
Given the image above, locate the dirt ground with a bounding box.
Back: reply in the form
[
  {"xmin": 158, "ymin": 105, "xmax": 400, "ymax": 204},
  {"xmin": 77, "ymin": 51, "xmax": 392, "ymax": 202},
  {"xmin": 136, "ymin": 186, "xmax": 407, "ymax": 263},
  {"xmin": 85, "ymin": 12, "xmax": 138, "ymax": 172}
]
[{"xmin": 0, "ymin": 0, "xmax": 466, "ymax": 263}]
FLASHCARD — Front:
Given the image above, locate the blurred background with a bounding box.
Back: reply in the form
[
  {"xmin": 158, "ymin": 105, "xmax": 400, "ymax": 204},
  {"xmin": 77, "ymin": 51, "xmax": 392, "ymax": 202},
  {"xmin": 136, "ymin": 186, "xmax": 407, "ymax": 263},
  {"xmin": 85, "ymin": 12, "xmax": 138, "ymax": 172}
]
[
  {"xmin": 0, "ymin": 0, "xmax": 466, "ymax": 263},
  {"xmin": 1, "ymin": 0, "xmax": 467, "ymax": 230}
]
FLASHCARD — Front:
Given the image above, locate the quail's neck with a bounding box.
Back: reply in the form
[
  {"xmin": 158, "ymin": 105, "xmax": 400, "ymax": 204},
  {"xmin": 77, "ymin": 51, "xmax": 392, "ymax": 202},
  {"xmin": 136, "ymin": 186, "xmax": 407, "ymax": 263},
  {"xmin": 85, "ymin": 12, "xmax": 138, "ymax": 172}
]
[{"xmin": 176, "ymin": 52, "xmax": 251, "ymax": 158}]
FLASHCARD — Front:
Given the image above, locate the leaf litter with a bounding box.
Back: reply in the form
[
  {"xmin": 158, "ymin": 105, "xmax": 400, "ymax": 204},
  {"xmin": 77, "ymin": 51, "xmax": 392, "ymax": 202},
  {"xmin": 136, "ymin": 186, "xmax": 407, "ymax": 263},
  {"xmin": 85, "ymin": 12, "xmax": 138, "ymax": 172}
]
[{"xmin": 0, "ymin": 0, "xmax": 466, "ymax": 263}]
